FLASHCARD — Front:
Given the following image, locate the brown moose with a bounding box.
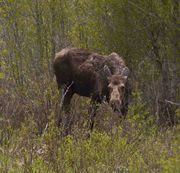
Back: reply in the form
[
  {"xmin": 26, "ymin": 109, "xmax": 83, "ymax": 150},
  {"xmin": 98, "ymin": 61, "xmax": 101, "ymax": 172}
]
[{"xmin": 53, "ymin": 48, "xmax": 131, "ymax": 132}]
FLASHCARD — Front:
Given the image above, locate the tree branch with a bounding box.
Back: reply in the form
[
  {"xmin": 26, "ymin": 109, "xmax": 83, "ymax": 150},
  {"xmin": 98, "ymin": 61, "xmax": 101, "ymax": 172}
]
[{"xmin": 165, "ymin": 99, "xmax": 180, "ymax": 106}]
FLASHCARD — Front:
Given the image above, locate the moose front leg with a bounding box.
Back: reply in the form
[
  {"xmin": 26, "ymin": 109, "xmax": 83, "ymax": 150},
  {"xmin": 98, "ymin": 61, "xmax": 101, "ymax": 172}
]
[
  {"xmin": 88, "ymin": 100, "xmax": 99, "ymax": 132},
  {"xmin": 88, "ymin": 81, "xmax": 102, "ymax": 132}
]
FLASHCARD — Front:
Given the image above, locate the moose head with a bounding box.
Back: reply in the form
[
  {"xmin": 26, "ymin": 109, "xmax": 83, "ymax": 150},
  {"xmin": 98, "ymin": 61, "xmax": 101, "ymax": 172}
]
[{"xmin": 104, "ymin": 65, "xmax": 129, "ymax": 113}]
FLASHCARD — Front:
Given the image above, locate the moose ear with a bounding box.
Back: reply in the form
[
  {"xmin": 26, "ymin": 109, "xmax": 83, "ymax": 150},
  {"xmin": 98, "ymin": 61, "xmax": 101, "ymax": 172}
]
[
  {"xmin": 121, "ymin": 67, "xmax": 129, "ymax": 77},
  {"xmin": 103, "ymin": 65, "xmax": 112, "ymax": 77},
  {"xmin": 122, "ymin": 76, "xmax": 127, "ymax": 80}
]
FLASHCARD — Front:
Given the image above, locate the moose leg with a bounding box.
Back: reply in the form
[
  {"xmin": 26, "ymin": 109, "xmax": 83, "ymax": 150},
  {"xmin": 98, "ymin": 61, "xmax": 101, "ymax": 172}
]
[
  {"xmin": 63, "ymin": 88, "xmax": 74, "ymax": 135},
  {"xmin": 88, "ymin": 79, "xmax": 102, "ymax": 131},
  {"xmin": 89, "ymin": 101, "xmax": 98, "ymax": 131},
  {"xmin": 120, "ymin": 107, "xmax": 127, "ymax": 117}
]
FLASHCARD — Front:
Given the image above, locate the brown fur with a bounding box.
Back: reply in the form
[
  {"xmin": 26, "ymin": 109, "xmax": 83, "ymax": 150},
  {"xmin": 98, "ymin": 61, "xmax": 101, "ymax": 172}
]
[{"xmin": 53, "ymin": 48, "xmax": 131, "ymax": 130}]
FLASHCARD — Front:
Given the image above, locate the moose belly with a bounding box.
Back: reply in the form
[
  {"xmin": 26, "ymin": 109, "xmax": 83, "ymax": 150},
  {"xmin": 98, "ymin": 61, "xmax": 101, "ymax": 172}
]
[
  {"xmin": 73, "ymin": 70, "xmax": 99, "ymax": 97},
  {"xmin": 74, "ymin": 82, "xmax": 94, "ymax": 97}
]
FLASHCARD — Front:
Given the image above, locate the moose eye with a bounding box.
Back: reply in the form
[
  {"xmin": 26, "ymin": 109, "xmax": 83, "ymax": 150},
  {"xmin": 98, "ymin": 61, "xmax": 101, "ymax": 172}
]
[
  {"xmin": 121, "ymin": 86, "xmax": 125, "ymax": 89},
  {"xmin": 119, "ymin": 85, "xmax": 125, "ymax": 91}
]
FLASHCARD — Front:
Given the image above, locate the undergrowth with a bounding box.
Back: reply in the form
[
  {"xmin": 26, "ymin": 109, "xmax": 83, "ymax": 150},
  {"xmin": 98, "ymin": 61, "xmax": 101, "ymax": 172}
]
[{"xmin": 0, "ymin": 78, "xmax": 179, "ymax": 173}]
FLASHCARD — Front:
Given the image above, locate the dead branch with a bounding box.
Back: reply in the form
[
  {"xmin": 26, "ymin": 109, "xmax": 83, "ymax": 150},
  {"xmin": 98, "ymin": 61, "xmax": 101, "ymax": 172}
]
[{"xmin": 165, "ymin": 99, "xmax": 180, "ymax": 107}]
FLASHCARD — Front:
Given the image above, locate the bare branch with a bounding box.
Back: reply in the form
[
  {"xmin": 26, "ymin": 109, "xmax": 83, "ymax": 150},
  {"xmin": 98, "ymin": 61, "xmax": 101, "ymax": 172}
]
[
  {"xmin": 59, "ymin": 81, "xmax": 74, "ymax": 110},
  {"xmin": 165, "ymin": 99, "xmax": 180, "ymax": 107}
]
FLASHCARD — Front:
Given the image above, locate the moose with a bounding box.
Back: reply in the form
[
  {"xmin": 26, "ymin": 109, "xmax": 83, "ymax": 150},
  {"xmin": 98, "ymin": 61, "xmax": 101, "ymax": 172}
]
[{"xmin": 53, "ymin": 48, "xmax": 131, "ymax": 132}]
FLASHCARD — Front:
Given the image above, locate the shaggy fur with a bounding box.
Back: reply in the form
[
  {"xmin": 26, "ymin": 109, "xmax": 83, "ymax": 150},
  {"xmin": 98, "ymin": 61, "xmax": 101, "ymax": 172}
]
[{"xmin": 53, "ymin": 48, "xmax": 131, "ymax": 129}]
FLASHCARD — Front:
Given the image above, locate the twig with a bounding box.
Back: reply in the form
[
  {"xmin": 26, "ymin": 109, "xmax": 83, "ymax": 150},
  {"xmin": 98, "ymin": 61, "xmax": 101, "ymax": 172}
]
[
  {"xmin": 56, "ymin": 81, "xmax": 74, "ymax": 127},
  {"xmin": 59, "ymin": 81, "xmax": 74, "ymax": 110},
  {"xmin": 165, "ymin": 99, "xmax": 180, "ymax": 106}
]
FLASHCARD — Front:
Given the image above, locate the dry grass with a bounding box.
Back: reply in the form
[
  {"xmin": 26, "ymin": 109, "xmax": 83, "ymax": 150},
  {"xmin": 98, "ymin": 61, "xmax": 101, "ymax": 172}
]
[{"xmin": 0, "ymin": 76, "xmax": 179, "ymax": 173}]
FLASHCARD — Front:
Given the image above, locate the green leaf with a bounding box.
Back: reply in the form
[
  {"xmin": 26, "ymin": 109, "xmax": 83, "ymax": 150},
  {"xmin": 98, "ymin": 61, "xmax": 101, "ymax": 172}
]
[{"xmin": 0, "ymin": 72, "xmax": 4, "ymax": 79}]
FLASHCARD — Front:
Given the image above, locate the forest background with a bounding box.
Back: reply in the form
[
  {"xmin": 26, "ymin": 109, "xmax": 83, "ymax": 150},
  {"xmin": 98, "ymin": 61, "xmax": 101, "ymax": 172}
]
[{"xmin": 0, "ymin": 0, "xmax": 179, "ymax": 172}]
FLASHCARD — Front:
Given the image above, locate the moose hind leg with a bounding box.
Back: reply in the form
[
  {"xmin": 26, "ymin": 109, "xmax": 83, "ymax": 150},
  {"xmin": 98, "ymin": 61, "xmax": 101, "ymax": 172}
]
[{"xmin": 63, "ymin": 88, "xmax": 74, "ymax": 135}]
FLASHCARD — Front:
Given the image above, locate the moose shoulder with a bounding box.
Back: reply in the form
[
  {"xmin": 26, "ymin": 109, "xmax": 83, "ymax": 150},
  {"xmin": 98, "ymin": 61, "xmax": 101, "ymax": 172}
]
[{"xmin": 53, "ymin": 48, "xmax": 131, "ymax": 129}]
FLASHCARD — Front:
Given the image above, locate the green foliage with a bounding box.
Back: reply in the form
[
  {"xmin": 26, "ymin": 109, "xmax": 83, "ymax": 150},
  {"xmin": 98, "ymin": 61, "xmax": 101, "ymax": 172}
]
[
  {"xmin": 0, "ymin": 0, "xmax": 179, "ymax": 172},
  {"xmin": 0, "ymin": 90, "xmax": 179, "ymax": 172},
  {"xmin": 0, "ymin": 116, "xmax": 179, "ymax": 172}
]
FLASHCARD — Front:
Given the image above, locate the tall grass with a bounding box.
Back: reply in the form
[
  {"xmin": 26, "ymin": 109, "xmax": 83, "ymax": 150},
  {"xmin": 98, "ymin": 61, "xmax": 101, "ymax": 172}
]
[{"xmin": 0, "ymin": 75, "xmax": 179, "ymax": 173}]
